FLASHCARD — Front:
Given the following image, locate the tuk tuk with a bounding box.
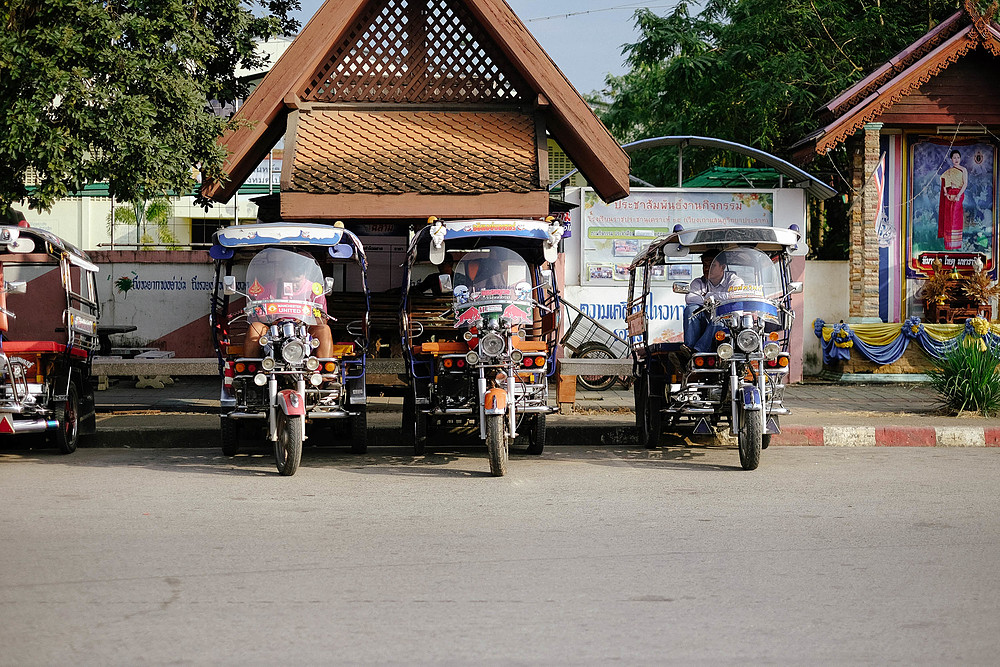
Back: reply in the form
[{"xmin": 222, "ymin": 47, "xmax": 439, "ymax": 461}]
[
  {"xmin": 400, "ymin": 218, "xmax": 563, "ymax": 476},
  {"xmin": 627, "ymin": 224, "xmax": 805, "ymax": 469},
  {"xmin": 209, "ymin": 223, "xmax": 370, "ymax": 475},
  {"xmin": 0, "ymin": 225, "xmax": 101, "ymax": 452}
]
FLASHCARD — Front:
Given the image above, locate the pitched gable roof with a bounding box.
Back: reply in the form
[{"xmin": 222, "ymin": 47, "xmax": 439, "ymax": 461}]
[
  {"xmin": 793, "ymin": 2, "xmax": 1000, "ymax": 159},
  {"xmin": 202, "ymin": 0, "xmax": 629, "ymax": 204}
]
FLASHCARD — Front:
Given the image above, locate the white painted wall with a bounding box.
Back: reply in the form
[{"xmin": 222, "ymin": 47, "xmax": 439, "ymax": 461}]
[{"xmin": 802, "ymin": 260, "xmax": 849, "ymax": 375}]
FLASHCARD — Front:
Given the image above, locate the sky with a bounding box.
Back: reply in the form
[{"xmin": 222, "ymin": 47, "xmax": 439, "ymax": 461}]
[{"xmin": 290, "ymin": 1, "xmax": 679, "ymax": 95}]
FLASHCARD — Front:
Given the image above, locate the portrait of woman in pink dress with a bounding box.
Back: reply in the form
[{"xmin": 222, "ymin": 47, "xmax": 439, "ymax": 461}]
[{"xmin": 938, "ymin": 149, "xmax": 968, "ymax": 250}]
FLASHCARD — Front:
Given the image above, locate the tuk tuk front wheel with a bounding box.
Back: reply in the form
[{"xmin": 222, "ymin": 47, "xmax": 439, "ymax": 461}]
[
  {"xmin": 51, "ymin": 382, "xmax": 79, "ymax": 455},
  {"xmin": 485, "ymin": 413, "xmax": 508, "ymax": 477},
  {"xmin": 738, "ymin": 407, "xmax": 762, "ymax": 470},
  {"xmin": 220, "ymin": 416, "xmax": 240, "ymax": 456},
  {"xmin": 413, "ymin": 411, "xmax": 428, "ymax": 455},
  {"xmin": 636, "ymin": 375, "xmax": 661, "ymax": 449},
  {"xmin": 274, "ymin": 414, "xmax": 303, "ymax": 476}
]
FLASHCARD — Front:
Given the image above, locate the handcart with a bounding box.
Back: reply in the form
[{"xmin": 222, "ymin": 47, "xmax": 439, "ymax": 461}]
[{"xmin": 560, "ymin": 300, "xmax": 631, "ymax": 391}]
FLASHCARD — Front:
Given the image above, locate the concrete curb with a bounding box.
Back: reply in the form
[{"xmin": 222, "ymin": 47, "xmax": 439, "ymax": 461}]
[
  {"xmin": 774, "ymin": 425, "xmax": 1000, "ymax": 448},
  {"xmin": 85, "ymin": 415, "xmax": 1000, "ymax": 449}
]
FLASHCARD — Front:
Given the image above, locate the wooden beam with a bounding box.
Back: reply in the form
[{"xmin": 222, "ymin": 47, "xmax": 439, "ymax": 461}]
[{"xmin": 280, "ymin": 191, "xmax": 551, "ymax": 220}]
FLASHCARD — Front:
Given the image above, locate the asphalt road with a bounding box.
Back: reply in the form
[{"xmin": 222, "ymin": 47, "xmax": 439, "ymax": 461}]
[{"xmin": 2, "ymin": 445, "xmax": 999, "ymax": 665}]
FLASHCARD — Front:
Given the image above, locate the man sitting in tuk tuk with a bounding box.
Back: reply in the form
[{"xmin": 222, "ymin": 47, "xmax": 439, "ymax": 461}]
[{"xmin": 683, "ymin": 248, "xmax": 743, "ymax": 353}]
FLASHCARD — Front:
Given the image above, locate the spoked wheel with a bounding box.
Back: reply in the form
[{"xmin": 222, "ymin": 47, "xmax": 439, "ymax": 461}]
[
  {"xmin": 274, "ymin": 414, "xmax": 303, "ymax": 476},
  {"xmin": 220, "ymin": 416, "xmax": 240, "ymax": 456},
  {"xmin": 350, "ymin": 406, "xmax": 368, "ymax": 454},
  {"xmin": 52, "ymin": 382, "xmax": 79, "ymax": 454},
  {"xmin": 738, "ymin": 406, "xmax": 762, "ymax": 471},
  {"xmin": 525, "ymin": 413, "xmax": 546, "ymax": 455},
  {"xmin": 575, "ymin": 343, "xmax": 618, "ymax": 391},
  {"xmin": 485, "ymin": 413, "xmax": 509, "ymax": 477}
]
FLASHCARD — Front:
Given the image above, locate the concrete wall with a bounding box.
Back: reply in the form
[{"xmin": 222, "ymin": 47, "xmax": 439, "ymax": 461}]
[{"xmin": 802, "ymin": 260, "xmax": 850, "ymax": 375}]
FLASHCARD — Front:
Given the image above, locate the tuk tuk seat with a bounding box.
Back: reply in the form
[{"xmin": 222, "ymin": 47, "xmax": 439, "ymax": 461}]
[
  {"xmin": 1, "ymin": 340, "xmax": 89, "ymax": 359},
  {"xmin": 512, "ymin": 338, "xmax": 548, "ymax": 352},
  {"xmin": 415, "ymin": 341, "xmax": 468, "ymax": 355}
]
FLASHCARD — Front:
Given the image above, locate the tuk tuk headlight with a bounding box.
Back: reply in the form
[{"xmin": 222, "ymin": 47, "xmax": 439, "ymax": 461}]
[
  {"xmin": 479, "ymin": 332, "xmax": 505, "ymax": 358},
  {"xmin": 510, "ymin": 349, "xmax": 524, "ymax": 363},
  {"xmin": 309, "ymin": 373, "xmax": 323, "ymax": 386},
  {"xmin": 466, "ymin": 351, "xmax": 480, "ymax": 366},
  {"xmin": 253, "ymin": 373, "xmax": 268, "ymax": 386},
  {"xmin": 764, "ymin": 342, "xmax": 781, "ymax": 360},
  {"xmin": 736, "ymin": 330, "xmax": 760, "ymax": 353},
  {"xmin": 716, "ymin": 343, "xmax": 734, "ymax": 360},
  {"xmin": 258, "ymin": 335, "xmax": 269, "ymax": 347},
  {"xmin": 281, "ymin": 340, "xmax": 307, "ymax": 365},
  {"xmin": 305, "ymin": 357, "xmax": 320, "ymax": 371},
  {"xmin": 260, "ymin": 357, "xmax": 275, "ymax": 371}
]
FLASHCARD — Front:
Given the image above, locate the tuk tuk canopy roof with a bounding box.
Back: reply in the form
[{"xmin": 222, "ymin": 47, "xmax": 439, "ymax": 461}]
[
  {"xmin": 0, "ymin": 224, "xmax": 97, "ymax": 271},
  {"xmin": 630, "ymin": 225, "xmax": 805, "ymax": 269},
  {"xmin": 407, "ymin": 218, "xmax": 564, "ymax": 263}
]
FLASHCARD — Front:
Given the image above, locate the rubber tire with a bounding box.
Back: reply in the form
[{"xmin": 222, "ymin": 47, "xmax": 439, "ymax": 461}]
[
  {"xmin": 637, "ymin": 374, "xmax": 661, "ymax": 449},
  {"xmin": 350, "ymin": 406, "xmax": 368, "ymax": 454},
  {"xmin": 486, "ymin": 413, "xmax": 508, "ymax": 477},
  {"xmin": 414, "ymin": 410, "xmax": 428, "ymax": 455},
  {"xmin": 52, "ymin": 382, "xmax": 79, "ymax": 455},
  {"xmin": 221, "ymin": 416, "xmax": 240, "ymax": 456},
  {"xmin": 526, "ymin": 413, "xmax": 545, "ymax": 455},
  {"xmin": 738, "ymin": 407, "xmax": 762, "ymax": 471},
  {"xmin": 574, "ymin": 343, "xmax": 618, "ymax": 391},
  {"xmin": 274, "ymin": 414, "xmax": 303, "ymax": 476},
  {"xmin": 762, "ymin": 433, "xmax": 772, "ymax": 450}
]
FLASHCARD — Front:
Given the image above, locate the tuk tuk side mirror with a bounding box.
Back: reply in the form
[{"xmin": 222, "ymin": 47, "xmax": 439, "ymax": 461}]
[
  {"xmin": 3, "ymin": 281, "xmax": 26, "ymax": 294},
  {"xmin": 438, "ymin": 274, "xmax": 453, "ymax": 294},
  {"xmin": 222, "ymin": 275, "xmax": 238, "ymax": 296},
  {"xmin": 324, "ymin": 277, "xmax": 335, "ymax": 295},
  {"xmin": 672, "ymin": 281, "xmax": 690, "ymax": 295},
  {"xmin": 540, "ymin": 269, "xmax": 555, "ymax": 292},
  {"xmin": 788, "ymin": 281, "xmax": 803, "ymax": 294}
]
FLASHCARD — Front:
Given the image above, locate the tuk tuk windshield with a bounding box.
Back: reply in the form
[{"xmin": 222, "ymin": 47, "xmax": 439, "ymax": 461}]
[
  {"xmin": 244, "ymin": 248, "xmax": 327, "ymax": 326},
  {"xmin": 705, "ymin": 247, "xmax": 782, "ymax": 305},
  {"xmin": 452, "ymin": 246, "xmax": 532, "ymax": 326}
]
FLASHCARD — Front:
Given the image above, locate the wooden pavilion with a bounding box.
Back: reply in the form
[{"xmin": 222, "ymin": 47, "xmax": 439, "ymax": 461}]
[{"xmin": 201, "ymin": 0, "xmax": 629, "ymax": 222}]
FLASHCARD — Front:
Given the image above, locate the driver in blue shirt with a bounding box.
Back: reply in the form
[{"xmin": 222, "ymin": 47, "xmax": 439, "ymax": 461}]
[{"xmin": 683, "ymin": 249, "xmax": 743, "ymax": 353}]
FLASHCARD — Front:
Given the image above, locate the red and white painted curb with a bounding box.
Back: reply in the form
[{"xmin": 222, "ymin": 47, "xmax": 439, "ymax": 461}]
[{"xmin": 773, "ymin": 426, "xmax": 1000, "ymax": 447}]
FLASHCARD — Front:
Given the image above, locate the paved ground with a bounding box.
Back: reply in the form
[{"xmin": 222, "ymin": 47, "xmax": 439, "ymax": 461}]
[
  {"xmin": 87, "ymin": 377, "xmax": 1000, "ymax": 449},
  {"xmin": 2, "ymin": 446, "xmax": 999, "ymax": 664}
]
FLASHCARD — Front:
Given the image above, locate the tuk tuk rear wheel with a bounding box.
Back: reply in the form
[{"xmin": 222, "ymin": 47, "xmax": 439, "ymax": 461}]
[
  {"xmin": 52, "ymin": 382, "xmax": 79, "ymax": 455},
  {"xmin": 486, "ymin": 413, "xmax": 508, "ymax": 477},
  {"xmin": 351, "ymin": 406, "xmax": 368, "ymax": 454},
  {"xmin": 738, "ymin": 407, "xmax": 762, "ymax": 470},
  {"xmin": 275, "ymin": 414, "xmax": 303, "ymax": 476},
  {"xmin": 220, "ymin": 416, "xmax": 240, "ymax": 456},
  {"xmin": 636, "ymin": 374, "xmax": 661, "ymax": 449},
  {"xmin": 413, "ymin": 410, "xmax": 428, "ymax": 455},
  {"xmin": 525, "ymin": 413, "xmax": 545, "ymax": 455}
]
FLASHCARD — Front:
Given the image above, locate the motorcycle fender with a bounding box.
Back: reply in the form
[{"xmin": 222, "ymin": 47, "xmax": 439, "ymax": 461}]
[
  {"xmin": 276, "ymin": 389, "xmax": 306, "ymax": 416},
  {"xmin": 483, "ymin": 388, "xmax": 507, "ymax": 415},
  {"xmin": 741, "ymin": 385, "xmax": 762, "ymax": 411}
]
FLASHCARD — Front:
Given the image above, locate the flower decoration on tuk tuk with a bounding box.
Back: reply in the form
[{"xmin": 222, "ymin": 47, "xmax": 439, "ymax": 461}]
[
  {"xmin": 967, "ymin": 316, "xmax": 991, "ymax": 338},
  {"xmin": 113, "ymin": 271, "xmax": 137, "ymax": 298}
]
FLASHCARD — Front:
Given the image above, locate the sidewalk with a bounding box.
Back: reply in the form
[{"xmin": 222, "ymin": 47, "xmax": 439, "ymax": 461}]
[{"xmin": 90, "ymin": 376, "xmax": 1000, "ymax": 448}]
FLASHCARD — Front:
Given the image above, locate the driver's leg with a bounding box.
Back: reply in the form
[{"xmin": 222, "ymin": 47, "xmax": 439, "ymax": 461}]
[
  {"xmin": 683, "ymin": 304, "xmax": 704, "ymax": 349},
  {"xmin": 243, "ymin": 321, "xmax": 268, "ymax": 358},
  {"xmin": 309, "ymin": 323, "xmax": 333, "ymax": 358}
]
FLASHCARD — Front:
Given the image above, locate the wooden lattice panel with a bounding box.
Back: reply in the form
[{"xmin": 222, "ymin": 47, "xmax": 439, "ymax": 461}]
[{"xmin": 302, "ymin": 0, "xmax": 531, "ymax": 104}]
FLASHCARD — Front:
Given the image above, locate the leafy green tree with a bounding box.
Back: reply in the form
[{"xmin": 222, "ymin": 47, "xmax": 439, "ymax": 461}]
[
  {"xmin": 108, "ymin": 196, "xmax": 176, "ymax": 248},
  {"xmin": 596, "ymin": 0, "xmax": 968, "ymax": 256},
  {"xmin": 0, "ymin": 0, "xmax": 299, "ymax": 213}
]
